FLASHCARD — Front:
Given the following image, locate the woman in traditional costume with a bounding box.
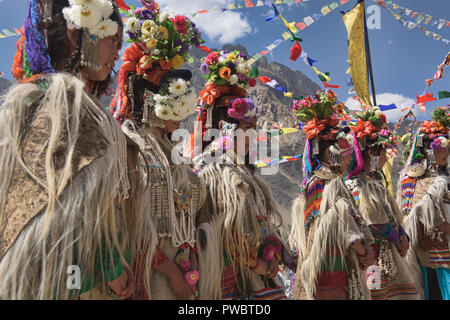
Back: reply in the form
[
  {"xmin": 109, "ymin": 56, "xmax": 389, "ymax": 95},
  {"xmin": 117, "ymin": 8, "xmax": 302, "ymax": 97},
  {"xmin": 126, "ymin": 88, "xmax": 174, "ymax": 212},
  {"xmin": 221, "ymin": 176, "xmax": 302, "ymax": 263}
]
[
  {"xmin": 345, "ymin": 107, "xmax": 420, "ymax": 300},
  {"xmin": 289, "ymin": 91, "xmax": 374, "ymax": 300},
  {"xmin": 192, "ymin": 49, "xmax": 292, "ymax": 300},
  {"xmin": 398, "ymin": 107, "xmax": 450, "ymax": 300},
  {"xmin": 110, "ymin": 0, "xmax": 217, "ymax": 300},
  {"xmin": 0, "ymin": 0, "xmax": 157, "ymax": 299}
]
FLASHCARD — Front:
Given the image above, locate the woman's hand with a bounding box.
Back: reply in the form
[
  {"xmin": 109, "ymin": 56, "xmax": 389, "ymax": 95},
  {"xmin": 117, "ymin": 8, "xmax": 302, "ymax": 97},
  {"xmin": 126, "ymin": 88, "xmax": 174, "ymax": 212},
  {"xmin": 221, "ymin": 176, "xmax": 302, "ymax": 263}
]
[
  {"xmin": 168, "ymin": 267, "xmax": 197, "ymax": 299},
  {"xmin": 108, "ymin": 264, "xmax": 135, "ymax": 299},
  {"xmin": 396, "ymin": 235, "xmax": 409, "ymax": 257},
  {"xmin": 266, "ymin": 259, "xmax": 279, "ymax": 278},
  {"xmin": 154, "ymin": 260, "xmax": 196, "ymax": 299}
]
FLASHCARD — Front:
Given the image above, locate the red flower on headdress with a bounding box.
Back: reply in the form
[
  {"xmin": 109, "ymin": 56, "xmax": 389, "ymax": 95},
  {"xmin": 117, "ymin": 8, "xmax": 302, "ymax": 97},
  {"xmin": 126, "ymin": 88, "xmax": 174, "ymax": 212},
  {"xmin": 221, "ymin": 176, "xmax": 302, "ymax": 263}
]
[
  {"xmin": 172, "ymin": 16, "xmax": 188, "ymax": 34},
  {"xmin": 249, "ymin": 78, "xmax": 256, "ymax": 87},
  {"xmin": 228, "ymin": 98, "xmax": 248, "ymax": 120},
  {"xmin": 205, "ymin": 52, "xmax": 219, "ymax": 65}
]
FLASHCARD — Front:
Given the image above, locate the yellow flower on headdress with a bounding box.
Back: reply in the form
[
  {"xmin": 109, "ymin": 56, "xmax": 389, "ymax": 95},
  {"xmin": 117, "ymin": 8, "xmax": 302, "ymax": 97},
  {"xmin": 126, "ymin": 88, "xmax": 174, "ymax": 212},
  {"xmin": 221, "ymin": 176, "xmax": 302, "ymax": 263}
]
[
  {"xmin": 226, "ymin": 53, "xmax": 237, "ymax": 64},
  {"xmin": 158, "ymin": 26, "xmax": 169, "ymax": 40},
  {"xmin": 142, "ymin": 20, "xmax": 157, "ymax": 35},
  {"xmin": 145, "ymin": 38, "xmax": 158, "ymax": 50},
  {"xmin": 171, "ymin": 55, "xmax": 185, "ymax": 69}
]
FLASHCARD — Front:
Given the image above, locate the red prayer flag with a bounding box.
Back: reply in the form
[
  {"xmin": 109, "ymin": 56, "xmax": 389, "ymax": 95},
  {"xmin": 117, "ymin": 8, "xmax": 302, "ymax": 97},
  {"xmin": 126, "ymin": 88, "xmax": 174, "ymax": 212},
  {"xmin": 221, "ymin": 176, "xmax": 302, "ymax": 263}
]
[
  {"xmin": 115, "ymin": 0, "xmax": 130, "ymax": 10},
  {"xmin": 290, "ymin": 42, "xmax": 302, "ymax": 61},
  {"xmin": 416, "ymin": 93, "xmax": 437, "ymax": 104},
  {"xmin": 323, "ymin": 81, "xmax": 340, "ymax": 88},
  {"xmin": 244, "ymin": 0, "xmax": 256, "ymax": 7},
  {"xmin": 197, "ymin": 10, "xmax": 209, "ymax": 14},
  {"xmin": 258, "ymin": 76, "xmax": 272, "ymax": 84},
  {"xmin": 295, "ymin": 22, "xmax": 307, "ymax": 31},
  {"xmin": 198, "ymin": 45, "xmax": 212, "ymax": 53},
  {"xmin": 260, "ymin": 50, "xmax": 270, "ymax": 56}
]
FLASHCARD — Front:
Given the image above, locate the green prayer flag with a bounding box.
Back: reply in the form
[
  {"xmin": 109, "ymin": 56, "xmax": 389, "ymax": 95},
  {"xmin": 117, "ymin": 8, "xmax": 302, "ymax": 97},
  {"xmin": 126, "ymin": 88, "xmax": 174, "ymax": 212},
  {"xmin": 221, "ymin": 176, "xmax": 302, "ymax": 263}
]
[
  {"xmin": 249, "ymin": 67, "xmax": 260, "ymax": 78},
  {"xmin": 438, "ymin": 91, "xmax": 450, "ymax": 99}
]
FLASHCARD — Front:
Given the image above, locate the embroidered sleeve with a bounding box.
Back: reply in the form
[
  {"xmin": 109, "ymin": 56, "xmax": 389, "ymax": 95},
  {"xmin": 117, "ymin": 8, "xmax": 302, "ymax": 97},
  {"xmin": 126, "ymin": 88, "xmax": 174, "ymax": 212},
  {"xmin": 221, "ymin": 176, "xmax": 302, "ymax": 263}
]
[{"xmin": 151, "ymin": 245, "xmax": 169, "ymax": 269}]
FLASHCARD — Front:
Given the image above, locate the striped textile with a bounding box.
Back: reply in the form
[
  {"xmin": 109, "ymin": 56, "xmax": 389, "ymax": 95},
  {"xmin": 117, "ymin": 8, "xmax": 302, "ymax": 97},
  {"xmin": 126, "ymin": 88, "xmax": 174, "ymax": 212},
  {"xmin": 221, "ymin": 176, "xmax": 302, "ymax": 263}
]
[
  {"xmin": 369, "ymin": 279, "xmax": 419, "ymax": 300},
  {"xmin": 304, "ymin": 179, "xmax": 325, "ymax": 227},
  {"xmin": 400, "ymin": 176, "xmax": 417, "ymax": 213},
  {"xmin": 221, "ymin": 265, "xmax": 237, "ymax": 300},
  {"xmin": 429, "ymin": 248, "xmax": 450, "ymax": 265},
  {"xmin": 315, "ymin": 271, "xmax": 348, "ymax": 300},
  {"xmin": 252, "ymin": 286, "xmax": 287, "ymax": 300}
]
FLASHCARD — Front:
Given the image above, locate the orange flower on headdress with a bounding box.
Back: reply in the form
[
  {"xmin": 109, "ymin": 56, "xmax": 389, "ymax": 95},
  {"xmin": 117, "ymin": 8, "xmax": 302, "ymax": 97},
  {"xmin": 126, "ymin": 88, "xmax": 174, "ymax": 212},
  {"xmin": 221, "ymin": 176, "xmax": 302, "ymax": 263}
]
[
  {"xmin": 420, "ymin": 120, "xmax": 448, "ymax": 138},
  {"xmin": 302, "ymin": 117, "xmax": 326, "ymax": 140},
  {"xmin": 351, "ymin": 119, "xmax": 376, "ymax": 139},
  {"xmin": 199, "ymin": 82, "xmax": 230, "ymax": 105},
  {"xmin": 122, "ymin": 43, "xmax": 145, "ymax": 73},
  {"xmin": 219, "ymin": 67, "xmax": 231, "ymax": 79}
]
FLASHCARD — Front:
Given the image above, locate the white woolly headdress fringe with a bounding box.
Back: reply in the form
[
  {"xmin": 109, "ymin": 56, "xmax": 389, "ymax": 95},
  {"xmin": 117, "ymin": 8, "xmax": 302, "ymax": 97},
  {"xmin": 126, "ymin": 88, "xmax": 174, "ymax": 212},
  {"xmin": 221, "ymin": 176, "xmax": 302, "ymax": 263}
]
[
  {"xmin": 358, "ymin": 176, "xmax": 404, "ymax": 226},
  {"xmin": 0, "ymin": 73, "xmax": 155, "ymax": 299},
  {"xmin": 196, "ymin": 222, "xmax": 222, "ymax": 299},
  {"xmin": 198, "ymin": 159, "xmax": 283, "ymax": 295},
  {"xmin": 401, "ymin": 175, "xmax": 448, "ymax": 299},
  {"xmin": 290, "ymin": 176, "xmax": 371, "ymax": 300}
]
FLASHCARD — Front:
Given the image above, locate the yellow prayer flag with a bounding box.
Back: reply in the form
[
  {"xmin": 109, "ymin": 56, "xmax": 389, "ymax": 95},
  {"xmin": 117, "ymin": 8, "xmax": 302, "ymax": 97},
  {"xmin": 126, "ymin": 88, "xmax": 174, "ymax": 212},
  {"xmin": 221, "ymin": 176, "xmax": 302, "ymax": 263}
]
[
  {"xmin": 281, "ymin": 128, "xmax": 299, "ymax": 134},
  {"xmin": 284, "ymin": 92, "xmax": 293, "ymax": 97},
  {"xmin": 346, "ymin": 68, "xmax": 350, "ymax": 74},
  {"xmin": 342, "ymin": 1, "xmax": 372, "ymax": 107},
  {"xmin": 228, "ymin": 3, "xmax": 236, "ymax": 9},
  {"xmin": 282, "ymin": 32, "xmax": 291, "ymax": 40},
  {"xmin": 0, "ymin": 34, "xmax": 6, "ymax": 38},
  {"xmin": 321, "ymin": 5, "xmax": 332, "ymax": 15},
  {"xmin": 247, "ymin": 58, "xmax": 256, "ymax": 65}
]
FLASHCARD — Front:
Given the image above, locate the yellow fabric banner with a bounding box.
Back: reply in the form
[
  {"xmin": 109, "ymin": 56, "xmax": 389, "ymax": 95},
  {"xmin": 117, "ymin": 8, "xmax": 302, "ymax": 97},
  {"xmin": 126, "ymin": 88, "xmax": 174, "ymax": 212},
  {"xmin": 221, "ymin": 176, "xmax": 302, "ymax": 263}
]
[
  {"xmin": 342, "ymin": 1, "xmax": 372, "ymax": 107},
  {"xmin": 382, "ymin": 152, "xmax": 395, "ymax": 198}
]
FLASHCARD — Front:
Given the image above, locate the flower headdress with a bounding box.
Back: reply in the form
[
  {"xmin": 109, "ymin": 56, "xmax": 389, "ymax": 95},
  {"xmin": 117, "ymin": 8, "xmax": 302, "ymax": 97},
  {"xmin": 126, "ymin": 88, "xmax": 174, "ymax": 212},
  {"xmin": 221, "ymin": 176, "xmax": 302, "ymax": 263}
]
[
  {"xmin": 63, "ymin": 0, "xmax": 119, "ymax": 39},
  {"xmin": 12, "ymin": 0, "xmax": 122, "ymax": 82},
  {"xmin": 110, "ymin": 0, "xmax": 203, "ymax": 121},
  {"xmin": 199, "ymin": 50, "xmax": 256, "ymax": 107},
  {"xmin": 350, "ymin": 106, "xmax": 386, "ymax": 141},
  {"xmin": 292, "ymin": 89, "xmax": 352, "ymax": 189}
]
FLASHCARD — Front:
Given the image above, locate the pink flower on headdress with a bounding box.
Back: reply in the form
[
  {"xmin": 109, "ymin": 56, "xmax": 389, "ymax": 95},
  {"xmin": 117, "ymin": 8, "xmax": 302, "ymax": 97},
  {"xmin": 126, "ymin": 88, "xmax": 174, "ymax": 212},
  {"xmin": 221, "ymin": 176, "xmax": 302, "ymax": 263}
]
[
  {"xmin": 380, "ymin": 128, "xmax": 390, "ymax": 137},
  {"xmin": 228, "ymin": 98, "xmax": 249, "ymax": 120},
  {"xmin": 179, "ymin": 260, "xmax": 190, "ymax": 272},
  {"xmin": 337, "ymin": 138, "xmax": 352, "ymax": 151},
  {"xmin": 140, "ymin": 0, "xmax": 156, "ymax": 9},
  {"xmin": 184, "ymin": 270, "xmax": 199, "ymax": 286},
  {"xmin": 217, "ymin": 136, "xmax": 234, "ymax": 151},
  {"xmin": 205, "ymin": 52, "xmax": 219, "ymax": 65},
  {"xmin": 263, "ymin": 244, "xmax": 276, "ymax": 261}
]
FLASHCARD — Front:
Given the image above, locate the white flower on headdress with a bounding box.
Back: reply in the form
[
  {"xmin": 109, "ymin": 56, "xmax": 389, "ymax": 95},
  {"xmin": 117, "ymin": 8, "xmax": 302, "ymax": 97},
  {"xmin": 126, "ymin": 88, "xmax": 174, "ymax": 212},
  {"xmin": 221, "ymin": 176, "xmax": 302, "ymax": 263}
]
[
  {"xmin": 236, "ymin": 63, "xmax": 245, "ymax": 74},
  {"xmin": 218, "ymin": 56, "xmax": 226, "ymax": 64},
  {"xmin": 168, "ymin": 79, "xmax": 187, "ymax": 96},
  {"xmin": 125, "ymin": 17, "xmax": 140, "ymax": 33},
  {"xmin": 96, "ymin": 0, "xmax": 114, "ymax": 18},
  {"xmin": 91, "ymin": 18, "xmax": 118, "ymax": 38},
  {"xmin": 63, "ymin": 4, "xmax": 102, "ymax": 30},
  {"xmin": 155, "ymin": 105, "xmax": 172, "ymax": 120},
  {"xmin": 142, "ymin": 20, "xmax": 158, "ymax": 36},
  {"xmin": 439, "ymin": 136, "xmax": 449, "ymax": 148},
  {"xmin": 375, "ymin": 110, "xmax": 382, "ymax": 116},
  {"xmin": 160, "ymin": 12, "xmax": 169, "ymax": 22},
  {"xmin": 229, "ymin": 74, "xmax": 239, "ymax": 85}
]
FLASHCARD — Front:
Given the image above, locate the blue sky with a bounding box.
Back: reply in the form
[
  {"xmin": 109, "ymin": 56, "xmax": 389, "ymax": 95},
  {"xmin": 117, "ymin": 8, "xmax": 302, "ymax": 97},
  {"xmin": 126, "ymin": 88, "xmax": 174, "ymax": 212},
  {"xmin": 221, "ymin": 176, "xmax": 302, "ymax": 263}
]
[{"xmin": 0, "ymin": 0, "xmax": 448, "ymax": 122}]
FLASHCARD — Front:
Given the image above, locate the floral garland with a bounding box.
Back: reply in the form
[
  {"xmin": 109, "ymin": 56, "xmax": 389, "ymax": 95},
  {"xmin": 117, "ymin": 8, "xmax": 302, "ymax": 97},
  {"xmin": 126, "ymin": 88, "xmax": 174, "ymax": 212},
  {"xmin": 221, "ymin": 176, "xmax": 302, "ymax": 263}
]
[
  {"xmin": 63, "ymin": 0, "xmax": 119, "ymax": 39},
  {"xmin": 200, "ymin": 50, "xmax": 256, "ymax": 91},
  {"xmin": 121, "ymin": 0, "xmax": 203, "ymax": 70},
  {"xmin": 152, "ymin": 77, "xmax": 197, "ymax": 121},
  {"xmin": 292, "ymin": 89, "xmax": 344, "ymax": 140}
]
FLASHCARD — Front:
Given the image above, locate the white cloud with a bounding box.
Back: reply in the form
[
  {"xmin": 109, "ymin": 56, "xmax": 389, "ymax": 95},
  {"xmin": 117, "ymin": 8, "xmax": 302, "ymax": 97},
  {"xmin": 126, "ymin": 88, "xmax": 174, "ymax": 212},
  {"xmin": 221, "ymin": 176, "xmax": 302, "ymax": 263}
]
[
  {"xmin": 157, "ymin": 0, "xmax": 253, "ymax": 44},
  {"xmin": 345, "ymin": 92, "xmax": 418, "ymax": 122}
]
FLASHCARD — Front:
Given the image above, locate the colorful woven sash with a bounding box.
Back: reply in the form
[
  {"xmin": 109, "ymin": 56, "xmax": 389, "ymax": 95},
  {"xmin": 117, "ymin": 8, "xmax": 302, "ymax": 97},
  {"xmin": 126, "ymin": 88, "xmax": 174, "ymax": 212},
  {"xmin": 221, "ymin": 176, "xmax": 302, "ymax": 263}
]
[
  {"xmin": 304, "ymin": 179, "xmax": 325, "ymax": 228},
  {"xmin": 400, "ymin": 176, "xmax": 417, "ymax": 214}
]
